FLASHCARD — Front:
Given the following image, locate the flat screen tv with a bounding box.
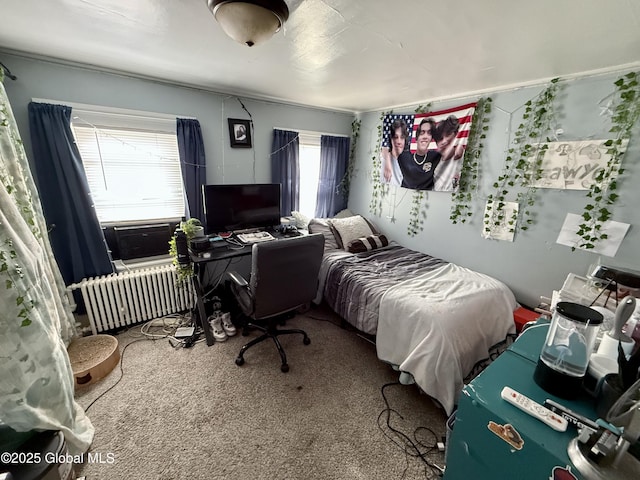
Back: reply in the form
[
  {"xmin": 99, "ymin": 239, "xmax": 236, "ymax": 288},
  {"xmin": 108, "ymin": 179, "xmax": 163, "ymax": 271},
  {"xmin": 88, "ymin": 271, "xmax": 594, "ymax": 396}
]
[{"xmin": 202, "ymin": 183, "xmax": 281, "ymax": 234}]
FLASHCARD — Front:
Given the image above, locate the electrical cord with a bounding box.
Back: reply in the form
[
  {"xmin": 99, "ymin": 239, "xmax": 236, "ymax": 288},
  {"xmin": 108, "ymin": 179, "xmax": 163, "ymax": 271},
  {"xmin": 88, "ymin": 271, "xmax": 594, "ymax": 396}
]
[
  {"xmin": 82, "ymin": 318, "xmax": 207, "ymax": 411},
  {"xmin": 202, "ymin": 257, "xmax": 233, "ymax": 298},
  {"xmin": 305, "ymin": 313, "xmax": 344, "ymax": 328},
  {"xmin": 124, "ymin": 313, "xmax": 208, "ymax": 350},
  {"xmin": 125, "ymin": 313, "xmax": 191, "ymax": 340},
  {"xmin": 141, "ymin": 316, "xmax": 187, "ymax": 336},
  {"xmin": 0, "ymin": 61, "xmax": 17, "ymax": 80},
  {"xmin": 377, "ymin": 382, "xmax": 444, "ymax": 478},
  {"xmin": 236, "ymin": 97, "xmax": 257, "ymax": 182},
  {"xmin": 306, "ymin": 308, "xmax": 446, "ymax": 477},
  {"xmin": 83, "ymin": 338, "xmax": 146, "ymax": 413}
]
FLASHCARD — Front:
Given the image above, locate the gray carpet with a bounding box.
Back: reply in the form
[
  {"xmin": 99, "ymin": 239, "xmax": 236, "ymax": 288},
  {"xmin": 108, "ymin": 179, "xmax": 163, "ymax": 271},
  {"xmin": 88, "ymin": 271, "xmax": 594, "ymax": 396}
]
[{"xmin": 74, "ymin": 305, "xmax": 448, "ymax": 479}]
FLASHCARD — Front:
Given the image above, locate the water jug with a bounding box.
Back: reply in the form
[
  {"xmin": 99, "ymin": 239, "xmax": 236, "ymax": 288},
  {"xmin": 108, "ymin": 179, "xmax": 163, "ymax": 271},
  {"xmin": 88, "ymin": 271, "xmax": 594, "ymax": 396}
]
[{"xmin": 534, "ymin": 302, "xmax": 603, "ymax": 398}]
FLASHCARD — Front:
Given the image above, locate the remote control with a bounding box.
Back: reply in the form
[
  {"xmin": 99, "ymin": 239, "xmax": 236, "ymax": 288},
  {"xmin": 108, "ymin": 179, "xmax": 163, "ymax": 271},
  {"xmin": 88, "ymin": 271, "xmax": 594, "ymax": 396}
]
[{"xmin": 500, "ymin": 386, "xmax": 568, "ymax": 432}]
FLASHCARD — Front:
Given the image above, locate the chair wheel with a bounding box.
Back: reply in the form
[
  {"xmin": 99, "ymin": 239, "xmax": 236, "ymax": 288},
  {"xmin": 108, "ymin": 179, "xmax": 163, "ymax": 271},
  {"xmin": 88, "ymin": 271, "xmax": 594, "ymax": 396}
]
[
  {"xmin": 303, "ymin": 337, "xmax": 311, "ymax": 345},
  {"xmin": 281, "ymin": 364, "xmax": 290, "ymax": 373},
  {"xmin": 235, "ymin": 357, "xmax": 245, "ymax": 366}
]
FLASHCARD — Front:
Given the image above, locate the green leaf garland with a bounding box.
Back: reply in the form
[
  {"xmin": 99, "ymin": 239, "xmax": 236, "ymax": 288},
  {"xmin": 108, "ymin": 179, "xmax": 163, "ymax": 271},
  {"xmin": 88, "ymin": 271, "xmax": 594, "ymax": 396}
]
[
  {"xmin": 337, "ymin": 118, "xmax": 361, "ymax": 199},
  {"xmin": 450, "ymin": 97, "xmax": 492, "ymax": 224},
  {"xmin": 484, "ymin": 79, "xmax": 561, "ymax": 238},
  {"xmin": 405, "ymin": 104, "xmax": 430, "ymax": 236},
  {"xmin": 575, "ymin": 71, "xmax": 639, "ymax": 250}
]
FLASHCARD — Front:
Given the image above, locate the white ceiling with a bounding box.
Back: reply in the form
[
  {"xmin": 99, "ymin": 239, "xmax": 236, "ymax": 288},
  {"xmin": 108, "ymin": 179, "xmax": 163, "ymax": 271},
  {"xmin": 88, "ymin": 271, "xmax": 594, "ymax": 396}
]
[{"xmin": 1, "ymin": 0, "xmax": 639, "ymax": 113}]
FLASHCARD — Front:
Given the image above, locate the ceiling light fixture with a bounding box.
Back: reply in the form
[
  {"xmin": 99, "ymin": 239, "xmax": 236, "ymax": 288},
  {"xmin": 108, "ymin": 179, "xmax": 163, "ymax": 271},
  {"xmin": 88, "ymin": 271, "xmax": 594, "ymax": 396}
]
[{"xmin": 207, "ymin": 0, "xmax": 289, "ymax": 47}]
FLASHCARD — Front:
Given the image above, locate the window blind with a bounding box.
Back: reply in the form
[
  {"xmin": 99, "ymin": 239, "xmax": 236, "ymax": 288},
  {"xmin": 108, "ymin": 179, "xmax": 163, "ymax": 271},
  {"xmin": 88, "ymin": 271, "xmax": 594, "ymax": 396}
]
[{"xmin": 72, "ymin": 123, "xmax": 185, "ymax": 224}]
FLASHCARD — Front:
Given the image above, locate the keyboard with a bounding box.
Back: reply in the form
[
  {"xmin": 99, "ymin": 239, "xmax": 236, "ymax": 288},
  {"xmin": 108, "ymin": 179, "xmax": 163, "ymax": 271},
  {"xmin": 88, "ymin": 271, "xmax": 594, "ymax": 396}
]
[{"xmin": 236, "ymin": 231, "xmax": 275, "ymax": 244}]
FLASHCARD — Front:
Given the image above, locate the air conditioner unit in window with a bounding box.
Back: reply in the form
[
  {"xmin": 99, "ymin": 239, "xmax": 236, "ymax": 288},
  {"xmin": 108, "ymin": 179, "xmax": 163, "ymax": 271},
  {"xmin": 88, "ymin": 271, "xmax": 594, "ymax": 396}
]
[{"xmin": 113, "ymin": 223, "xmax": 174, "ymax": 261}]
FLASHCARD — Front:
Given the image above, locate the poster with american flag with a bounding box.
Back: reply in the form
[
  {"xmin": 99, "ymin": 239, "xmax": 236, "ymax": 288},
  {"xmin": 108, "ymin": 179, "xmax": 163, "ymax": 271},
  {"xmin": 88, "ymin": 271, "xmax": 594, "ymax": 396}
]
[{"xmin": 380, "ymin": 102, "xmax": 476, "ymax": 192}]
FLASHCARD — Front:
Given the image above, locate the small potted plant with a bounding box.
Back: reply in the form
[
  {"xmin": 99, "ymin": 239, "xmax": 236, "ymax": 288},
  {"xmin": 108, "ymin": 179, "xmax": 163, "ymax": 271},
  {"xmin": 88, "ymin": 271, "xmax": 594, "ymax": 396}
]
[
  {"xmin": 168, "ymin": 218, "xmax": 202, "ymax": 283},
  {"xmin": 181, "ymin": 218, "xmax": 204, "ymax": 238}
]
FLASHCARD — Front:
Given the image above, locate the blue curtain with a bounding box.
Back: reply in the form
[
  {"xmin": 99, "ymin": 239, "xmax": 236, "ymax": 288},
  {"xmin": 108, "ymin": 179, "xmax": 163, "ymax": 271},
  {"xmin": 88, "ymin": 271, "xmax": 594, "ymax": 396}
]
[
  {"xmin": 315, "ymin": 135, "xmax": 350, "ymax": 217},
  {"xmin": 27, "ymin": 102, "xmax": 113, "ymax": 285},
  {"xmin": 177, "ymin": 118, "xmax": 206, "ymax": 223},
  {"xmin": 270, "ymin": 129, "xmax": 299, "ymax": 216}
]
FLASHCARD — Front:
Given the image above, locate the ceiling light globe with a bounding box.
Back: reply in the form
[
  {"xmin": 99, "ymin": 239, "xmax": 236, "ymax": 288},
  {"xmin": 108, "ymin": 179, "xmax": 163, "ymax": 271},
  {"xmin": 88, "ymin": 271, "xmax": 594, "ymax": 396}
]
[{"xmin": 209, "ymin": 1, "xmax": 288, "ymax": 47}]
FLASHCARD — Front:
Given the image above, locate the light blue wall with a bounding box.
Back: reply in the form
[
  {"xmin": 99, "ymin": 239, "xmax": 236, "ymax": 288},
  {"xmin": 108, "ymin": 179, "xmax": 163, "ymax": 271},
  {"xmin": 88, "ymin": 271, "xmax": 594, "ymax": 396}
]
[
  {"xmin": 0, "ymin": 52, "xmax": 354, "ymax": 187},
  {"xmin": 3, "ymin": 52, "xmax": 638, "ymax": 309},
  {"xmin": 348, "ymin": 72, "xmax": 640, "ymax": 308}
]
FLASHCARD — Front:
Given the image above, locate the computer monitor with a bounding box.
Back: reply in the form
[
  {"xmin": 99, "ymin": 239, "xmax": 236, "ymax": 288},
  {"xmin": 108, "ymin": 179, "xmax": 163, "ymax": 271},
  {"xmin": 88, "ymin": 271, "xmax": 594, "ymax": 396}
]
[{"xmin": 202, "ymin": 183, "xmax": 282, "ymax": 234}]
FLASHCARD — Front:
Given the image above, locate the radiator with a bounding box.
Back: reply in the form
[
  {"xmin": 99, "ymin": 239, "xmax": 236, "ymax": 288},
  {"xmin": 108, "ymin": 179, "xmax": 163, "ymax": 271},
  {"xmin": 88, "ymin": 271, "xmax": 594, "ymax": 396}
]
[{"xmin": 69, "ymin": 265, "xmax": 195, "ymax": 334}]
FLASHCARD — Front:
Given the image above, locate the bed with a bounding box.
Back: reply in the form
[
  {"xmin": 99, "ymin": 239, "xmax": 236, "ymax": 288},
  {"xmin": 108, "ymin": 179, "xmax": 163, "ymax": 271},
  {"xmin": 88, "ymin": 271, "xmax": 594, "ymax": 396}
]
[{"xmin": 315, "ymin": 240, "xmax": 517, "ymax": 416}]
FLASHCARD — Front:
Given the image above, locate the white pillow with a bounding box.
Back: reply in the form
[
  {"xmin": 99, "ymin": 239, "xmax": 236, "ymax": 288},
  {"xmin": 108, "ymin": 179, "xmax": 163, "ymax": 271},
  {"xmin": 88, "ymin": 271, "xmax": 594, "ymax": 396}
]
[
  {"xmin": 291, "ymin": 211, "xmax": 310, "ymax": 229},
  {"xmin": 331, "ymin": 215, "xmax": 374, "ymax": 251}
]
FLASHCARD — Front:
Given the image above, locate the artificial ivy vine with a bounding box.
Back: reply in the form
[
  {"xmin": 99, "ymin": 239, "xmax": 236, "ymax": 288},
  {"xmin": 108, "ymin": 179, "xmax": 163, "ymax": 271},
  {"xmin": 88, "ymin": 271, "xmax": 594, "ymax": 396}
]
[
  {"xmin": 407, "ymin": 190, "xmax": 426, "ymax": 236},
  {"xmin": 484, "ymin": 78, "xmax": 561, "ymax": 238},
  {"xmin": 337, "ymin": 118, "xmax": 361, "ymax": 199},
  {"xmin": 369, "ymin": 111, "xmax": 390, "ymax": 217},
  {"xmin": 450, "ymin": 97, "xmax": 492, "ymax": 224},
  {"xmin": 168, "ymin": 218, "xmax": 203, "ymax": 283},
  {"xmin": 405, "ymin": 104, "xmax": 431, "ymax": 236},
  {"xmin": 575, "ymin": 71, "xmax": 639, "ymax": 250}
]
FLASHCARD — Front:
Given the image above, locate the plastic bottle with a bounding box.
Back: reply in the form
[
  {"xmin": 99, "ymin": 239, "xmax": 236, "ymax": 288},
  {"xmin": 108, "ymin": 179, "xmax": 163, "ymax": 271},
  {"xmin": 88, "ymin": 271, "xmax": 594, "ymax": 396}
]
[{"xmin": 175, "ymin": 229, "xmax": 189, "ymax": 265}]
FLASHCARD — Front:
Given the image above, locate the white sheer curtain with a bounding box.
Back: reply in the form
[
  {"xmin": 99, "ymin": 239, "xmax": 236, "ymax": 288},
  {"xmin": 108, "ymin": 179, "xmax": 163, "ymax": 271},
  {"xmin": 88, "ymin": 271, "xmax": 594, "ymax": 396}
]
[{"xmin": 0, "ymin": 75, "xmax": 94, "ymax": 453}]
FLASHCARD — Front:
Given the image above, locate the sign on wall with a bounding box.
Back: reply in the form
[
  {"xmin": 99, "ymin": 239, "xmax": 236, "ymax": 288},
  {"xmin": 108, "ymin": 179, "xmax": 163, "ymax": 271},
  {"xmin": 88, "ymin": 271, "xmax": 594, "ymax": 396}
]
[
  {"xmin": 379, "ymin": 103, "xmax": 476, "ymax": 192},
  {"xmin": 529, "ymin": 139, "xmax": 628, "ymax": 190}
]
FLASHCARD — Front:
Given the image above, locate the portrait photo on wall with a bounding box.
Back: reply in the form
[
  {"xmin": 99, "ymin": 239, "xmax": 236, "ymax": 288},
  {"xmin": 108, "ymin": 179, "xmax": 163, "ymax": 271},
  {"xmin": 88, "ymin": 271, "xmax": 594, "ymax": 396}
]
[
  {"xmin": 379, "ymin": 102, "xmax": 476, "ymax": 192},
  {"xmin": 228, "ymin": 118, "xmax": 252, "ymax": 148}
]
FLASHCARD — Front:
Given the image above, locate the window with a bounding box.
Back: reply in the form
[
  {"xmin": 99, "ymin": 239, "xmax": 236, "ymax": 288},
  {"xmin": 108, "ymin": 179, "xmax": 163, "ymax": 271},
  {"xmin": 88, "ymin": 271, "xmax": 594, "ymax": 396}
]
[
  {"xmin": 298, "ymin": 132, "xmax": 321, "ymax": 218},
  {"xmin": 71, "ymin": 108, "xmax": 185, "ymax": 224}
]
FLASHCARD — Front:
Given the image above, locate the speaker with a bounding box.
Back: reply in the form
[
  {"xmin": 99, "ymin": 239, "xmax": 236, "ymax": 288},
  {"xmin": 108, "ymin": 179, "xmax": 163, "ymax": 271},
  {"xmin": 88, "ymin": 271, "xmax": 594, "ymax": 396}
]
[{"xmin": 190, "ymin": 236, "xmax": 227, "ymax": 252}]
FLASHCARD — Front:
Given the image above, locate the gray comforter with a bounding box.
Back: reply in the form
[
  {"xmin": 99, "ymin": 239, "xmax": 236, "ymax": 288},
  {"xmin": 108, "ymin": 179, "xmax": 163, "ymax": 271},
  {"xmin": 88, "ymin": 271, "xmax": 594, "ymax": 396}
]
[{"xmin": 321, "ymin": 244, "xmax": 447, "ymax": 334}]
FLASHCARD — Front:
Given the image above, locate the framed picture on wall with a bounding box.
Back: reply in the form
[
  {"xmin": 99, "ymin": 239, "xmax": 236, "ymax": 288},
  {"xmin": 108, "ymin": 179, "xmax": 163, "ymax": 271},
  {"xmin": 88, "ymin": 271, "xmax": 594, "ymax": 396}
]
[{"xmin": 228, "ymin": 118, "xmax": 252, "ymax": 148}]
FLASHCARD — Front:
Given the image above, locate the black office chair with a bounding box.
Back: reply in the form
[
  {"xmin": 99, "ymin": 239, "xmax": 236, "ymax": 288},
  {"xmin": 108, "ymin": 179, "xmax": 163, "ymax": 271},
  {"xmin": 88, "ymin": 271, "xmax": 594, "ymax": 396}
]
[{"xmin": 227, "ymin": 233, "xmax": 325, "ymax": 372}]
